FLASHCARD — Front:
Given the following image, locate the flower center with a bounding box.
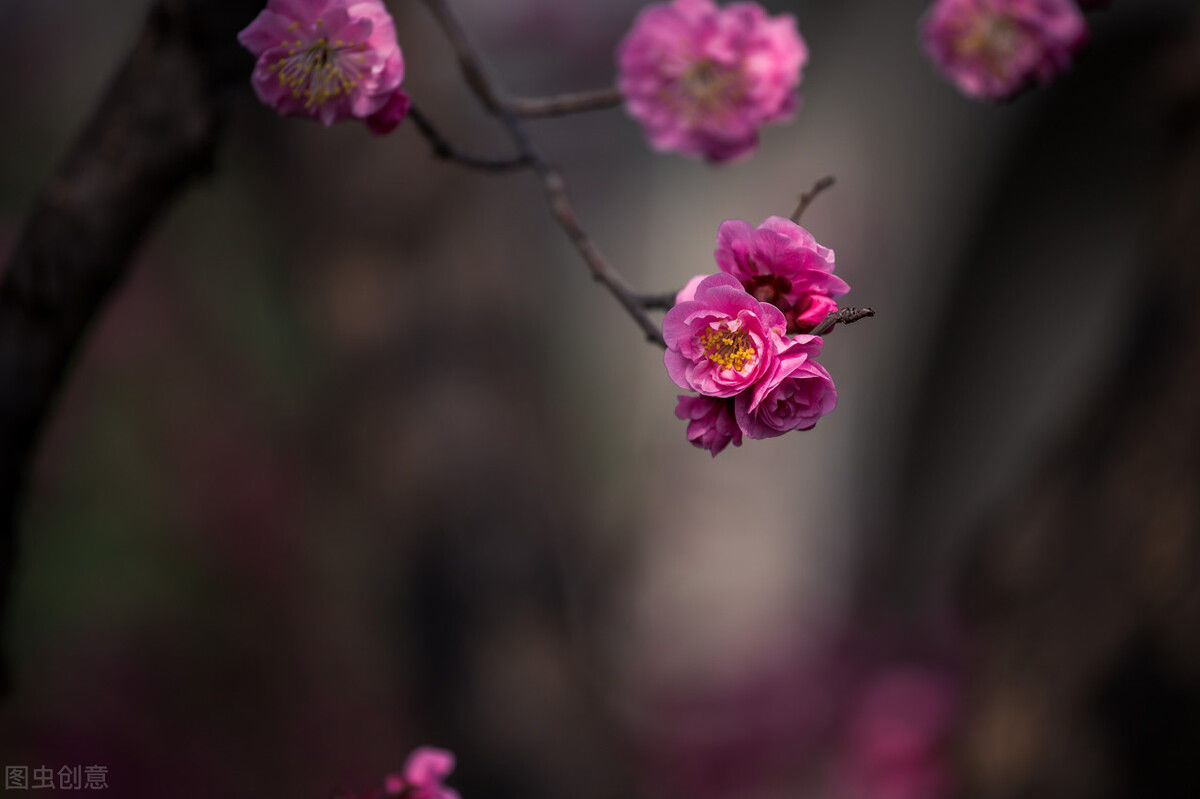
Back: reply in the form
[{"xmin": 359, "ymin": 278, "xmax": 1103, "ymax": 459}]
[
  {"xmin": 700, "ymin": 323, "xmax": 756, "ymax": 372},
  {"xmin": 952, "ymin": 13, "xmax": 1024, "ymax": 77},
  {"xmin": 270, "ymin": 33, "xmax": 367, "ymax": 109},
  {"xmin": 680, "ymin": 60, "xmax": 745, "ymax": 115}
]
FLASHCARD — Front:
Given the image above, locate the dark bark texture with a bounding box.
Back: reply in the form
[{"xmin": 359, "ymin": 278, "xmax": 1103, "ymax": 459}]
[{"xmin": 0, "ymin": 0, "xmax": 260, "ymax": 686}]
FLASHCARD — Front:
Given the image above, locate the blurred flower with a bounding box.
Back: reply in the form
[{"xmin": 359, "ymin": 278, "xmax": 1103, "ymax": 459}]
[
  {"xmin": 238, "ymin": 0, "xmax": 408, "ymax": 129},
  {"xmin": 734, "ymin": 336, "xmax": 835, "ymax": 438},
  {"xmin": 334, "ymin": 747, "xmax": 459, "ymax": 799},
  {"xmin": 616, "ymin": 0, "xmax": 807, "ymax": 162},
  {"xmin": 663, "ymin": 273, "xmax": 788, "ymax": 398},
  {"xmin": 385, "ymin": 747, "xmax": 460, "ymax": 799},
  {"xmin": 920, "ymin": 0, "xmax": 1088, "ymax": 101},
  {"xmin": 675, "ymin": 395, "xmax": 743, "ymax": 455},
  {"xmin": 713, "ymin": 216, "xmax": 849, "ymax": 333},
  {"xmin": 831, "ymin": 666, "xmax": 959, "ymax": 799}
]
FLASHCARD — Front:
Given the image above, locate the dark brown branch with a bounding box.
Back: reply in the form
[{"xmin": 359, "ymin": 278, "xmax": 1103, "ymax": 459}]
[
  {"xmin": 790, "ymin": 175, "xmax": 836, "ymax": 224},
  {"xmin": 407, "ymin": 103, "xmax": 530, "ymax": 171},
  {"xmin": 810, "ymin": 306, "xmax": 875, "ymax": 336},
  {"xmin": 0, "ymin": 0, "xmax": 261, "ymax": 684},
  {"xmin": 419, "ymin": 0, "xmax": 666, "ymax": 348},
  {"xmin": 507, "ymin": 88, "xmax": 624, "ymax": 118}
]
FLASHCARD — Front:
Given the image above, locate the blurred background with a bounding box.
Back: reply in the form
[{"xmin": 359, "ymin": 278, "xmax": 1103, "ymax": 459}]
[{"xmin": 2, "ymin": 0, "xmax": 1199, "ymax": 796}]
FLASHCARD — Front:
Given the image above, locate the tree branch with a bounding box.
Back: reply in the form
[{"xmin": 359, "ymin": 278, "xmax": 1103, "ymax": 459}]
[
  {"xmin": 0, "ymin": 0, "xmax": 260, "ymax": 685},
  {"xmin": 810, "ymin": 306, "xmax": 875, "ymax": 336},
  {"xmin": 407, "ymin": 103, "xmax": 530, "ymax": 171},
  {"xmin": 419, "ymin": 0, "xmax": 667, "ymax": 348},
  {"xmin": 507, "ymin": 88, "xmax": 624, "ymax": 118},
  {"xmin": 790, "ymin": 175, "xmax": 835, "ymax": 224}
]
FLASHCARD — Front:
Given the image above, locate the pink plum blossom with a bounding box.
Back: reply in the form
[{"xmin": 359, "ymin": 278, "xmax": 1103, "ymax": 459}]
[
  {"xmin": 238, "ymin": 0, "xmax": 409, "ymax": 130},
  {"xmin": 734, "ymin": 334, "xmax": 836, "ymax": 438},
  {"xmin": 920, "ymin": 0, "xmax": 1088, "ymax": 101},
  {"xmin": 663, "ymin": 273, "xmax": 788, "ymax": 398},
  {"xmin": 616, "ymin": 0, "xmax": 807, "ymax": 162},
  {"xmin": 383, "ymin": 747, "xmax": 460, "ymax": 799},
  {"xmin": 712, "ymin": 216, "xmax": 848, "ymax": 333},
  {"xmin": 675, "ymin": 395, "xmax": 742, "ymax": 455}
]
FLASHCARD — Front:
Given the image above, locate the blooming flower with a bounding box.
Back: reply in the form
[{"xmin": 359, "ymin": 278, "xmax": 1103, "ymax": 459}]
[
  {"xmin": 675, "ymin": 395, "xmax": 742, "ymax": 455},
  {"xmin": 663, "ymin": 273, "xmax": 788, "ymax": 398},
  {"xmin": 713, "ymin": 216, "xmax": 848, "ymax": 333},
  {"xmin": 238, "ymin": 0, "xmax": 409, "ymax": 130},
  {"xmin": 383, "ymin": 747, "xmax": 459, "ymax": 799},
  {"xmin": 734, "ymin": 334, "xmax": 836, "ymax": 438},
  {"xmin": 616, "ymin": 0, "xmax": 807, "ymax": 162},
  {"xmin": 920, "ymin": 0, "xmax": 1088, "ymax": 101}
]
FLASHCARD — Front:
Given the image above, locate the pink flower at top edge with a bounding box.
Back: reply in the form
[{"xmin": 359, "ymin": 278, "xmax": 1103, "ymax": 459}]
[
  {"xmin": 238, "ymin": 0, "xmax": 408, "ymax": 131},
  {"xmin": 676, "ymin": 395, "xmax": 742, "ymax": 455},
  {"xmin": 712, "ymin": 216, "xmax": 848, "ymax": 333},
  {"xmin": 734, "ymin": 334, "xmax": 836, "ymax": 438},
  {"xmin": 663, "ymin": 273, "xmax": 788, "ymax": 398},
  {"xmin": 920, "ymin": 0, "xmax": 1088, "ymax": 101},
  {"xmin": 616, "ymin": 0, "xmax": 807, "ymax": 163}
]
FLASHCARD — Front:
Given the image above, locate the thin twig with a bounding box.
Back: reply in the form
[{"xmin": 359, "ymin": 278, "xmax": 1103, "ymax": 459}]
[
  {"xmin": 810, "ymin": 306, "xmax": 875, "ymax": 336},
  {"xmin": 407, "ymin": 104, "xmax": 530, "ymax": 171},
  {"xmin": 507, "ymin": 87, "xmax": 624, "ymax": 118},
  {"xmin": 420, "ymin": 0, "xmax": 666, "ymax": 347},
  {"xmin": 790, "ymin": 175, "xmax": 835, "ymax": 224}
]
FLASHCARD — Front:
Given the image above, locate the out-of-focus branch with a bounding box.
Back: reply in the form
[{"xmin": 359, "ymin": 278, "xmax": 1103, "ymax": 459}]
[
  {"xmin": 419, "ymin": 0, "xmax": 667, "ymax": 347},
  {"xmin": 790, "ymin": 175, "xmax": 836, "ymax": 224},
  {"xmin": 407, "ymin": 103, "xmax": 530, "ymax": 171},
  {"xmin": 507, "ymin": 87, "xmax": 624, "ymax": 118},
  {"xmin": 0, "ymin": 0, "xmax": 260, "ymax": 685},
  {"xmin": 635, "ymin": 291, "xmax": 679, "ymax": 310},
  {"xmin": 811, "ymin": 306, "xmax": 876, "ymax": 336}
]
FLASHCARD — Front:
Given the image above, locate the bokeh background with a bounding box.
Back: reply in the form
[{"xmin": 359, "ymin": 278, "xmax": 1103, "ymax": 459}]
[{"xmin": 2, "ymin": 0, "xmax": 1199, "ymax": 797}]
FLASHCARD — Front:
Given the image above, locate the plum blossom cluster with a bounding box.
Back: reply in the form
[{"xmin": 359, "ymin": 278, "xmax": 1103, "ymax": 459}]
[
  {"xmin": 666, "ymin": 217, "xmax": 847, "ymax": 455},
  {"xmin": 617, "ymin": 0, "xmax": 807, "ymax": 162},
  {"xmin": 238, "ymin": 0, "xmax": 410, "ymax": 132},
  {"xmin": 334, "ymin": 747, "xmax": 460, "ymax": 799},
  {"xmin": 920, "ymin": 0, "xmax": 1092, "ymax": 101}
]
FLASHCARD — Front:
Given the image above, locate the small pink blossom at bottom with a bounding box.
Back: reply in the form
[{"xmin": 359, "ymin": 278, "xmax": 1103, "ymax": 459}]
[
  {"xmin": 920, "ymin": 0, "xmax": 1087, "ymax": 101},
  {"xmin": 384, "ymin": 747, "xmax": 460, "ymax": 799},
  {"xmin": 616, "ymin": 0, "xmax": 807, "ymax": 162},
  {"xmin": 676, "ymin": 395, "xmax": 742, "ymax": 456},
  {"xmin": 238, "ymin": 0, "xmax": 406, "ymax": 128}
]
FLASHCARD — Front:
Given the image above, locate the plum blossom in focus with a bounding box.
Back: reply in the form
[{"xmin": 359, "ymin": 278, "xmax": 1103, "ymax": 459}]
[
  {"xmin": 714, "ymin": 216, "xmax": 848, "ymax": 334},
  {"xmin": 663, "ymin": 273, "xmax": 788, "ymax": 398},
  {"xmin": 616, "ymin": 0, "xmax": 807, "ymax": 162},
  {"xmin": 238, "ymin": 0, "xmax": 409, "ymax": 131},
  {"xmin": 920, "ymin": 0, "xmax": 1088, "ymax": 101},
  {"xmin": 666, "ymin": 217, "xmax": 853, "ymax": 453},
  {"xmin": 666, "ymin": 270, "xmax": 840, "ymax": 453}
]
